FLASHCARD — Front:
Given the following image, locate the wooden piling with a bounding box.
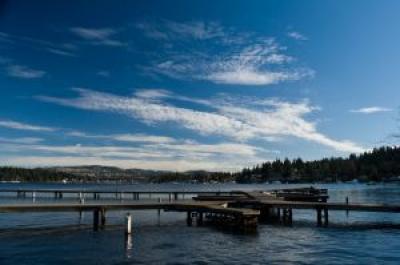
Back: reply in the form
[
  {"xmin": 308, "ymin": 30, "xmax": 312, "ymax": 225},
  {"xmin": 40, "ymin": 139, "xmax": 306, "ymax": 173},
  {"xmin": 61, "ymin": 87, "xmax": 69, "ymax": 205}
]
[
  {"xmin": 282, "ymin": 208, "xmax": 287, "ymax": 224},
  {"xmin": 317, "ymin": 208, "xmax": 322, "ymax": 227},
  {"xmin": 100, "ymin": 208, "xmax": 106, "ymax": 228},
  {"xmin": 125, "ymin": 213, "xmax": 132, "ymax": 235},
  {"xmin": 277, "ymin": 208, "xmax": 281, "ymax": 221},
  {"xmin": 324, "ymin": 208, "xmax": 329, "ymax": 227},
  {"xmin": 186, "ymin": 211, "xmax": 193, "ymax": 226},
  {"xmin": 197, "ymin": 212, "xmax": 203, "ymax": 226}
]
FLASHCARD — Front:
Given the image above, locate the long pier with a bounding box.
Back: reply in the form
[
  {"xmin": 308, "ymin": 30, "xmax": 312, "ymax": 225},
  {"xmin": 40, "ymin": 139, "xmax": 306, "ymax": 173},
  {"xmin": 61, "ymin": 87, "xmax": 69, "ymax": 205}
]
[
  {"xmin": 0, "ymin": 188, "xmax": 246, "ymax": 201},
  {"xmin": 0, "ymin": 200, "xmax": 259, "ymax": 231},
  {"xmin": 1, "ymin": 188, "xmax": 400, "ymax": 231}
]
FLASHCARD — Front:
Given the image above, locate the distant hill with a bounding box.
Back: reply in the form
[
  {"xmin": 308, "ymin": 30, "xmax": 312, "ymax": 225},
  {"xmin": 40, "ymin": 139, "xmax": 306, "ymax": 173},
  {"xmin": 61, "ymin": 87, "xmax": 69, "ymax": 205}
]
[
  {"xmin": 0, "ymin": 165, "xmax": 230, "ymax": 183},
  {"xmin": 50, "ymin": 165, "xmax": 169, "ymax": 182}
]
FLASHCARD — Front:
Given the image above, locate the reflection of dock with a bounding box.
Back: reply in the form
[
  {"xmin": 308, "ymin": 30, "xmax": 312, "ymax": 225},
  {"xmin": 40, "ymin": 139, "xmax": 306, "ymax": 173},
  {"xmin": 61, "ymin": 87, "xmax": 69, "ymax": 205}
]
[{"xmin": 1, "ymin": 187, "xmax": 400, "ymax": 231}]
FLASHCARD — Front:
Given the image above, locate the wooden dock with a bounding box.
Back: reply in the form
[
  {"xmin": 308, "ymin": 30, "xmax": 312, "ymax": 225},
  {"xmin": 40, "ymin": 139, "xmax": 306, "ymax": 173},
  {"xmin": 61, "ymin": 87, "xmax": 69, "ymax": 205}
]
[
  {"xmin": 0, "ymin": 188, "xmax": 246, "ymax": 201},
  {"xmin": 1, "ymin": 187, "xmax": 400, "ymax": 231},
  {"xmin": 0, "ymin": 200, "xmax": 259, "ymax": 231}
]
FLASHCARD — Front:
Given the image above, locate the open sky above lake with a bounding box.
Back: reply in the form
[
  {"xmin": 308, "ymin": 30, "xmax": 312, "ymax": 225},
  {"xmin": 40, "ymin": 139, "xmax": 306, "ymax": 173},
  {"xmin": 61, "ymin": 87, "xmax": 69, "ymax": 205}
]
[{"xmin": 0, "ymin": 0, "xmax": 399, "ymax": 171}]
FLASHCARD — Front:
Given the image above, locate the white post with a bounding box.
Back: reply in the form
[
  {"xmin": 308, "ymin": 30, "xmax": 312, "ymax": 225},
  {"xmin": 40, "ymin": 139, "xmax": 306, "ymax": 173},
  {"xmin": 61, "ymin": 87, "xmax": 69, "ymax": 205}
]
[{"xmin": 125, "ymin": 213, "xmax": 132, "ymax": 235}]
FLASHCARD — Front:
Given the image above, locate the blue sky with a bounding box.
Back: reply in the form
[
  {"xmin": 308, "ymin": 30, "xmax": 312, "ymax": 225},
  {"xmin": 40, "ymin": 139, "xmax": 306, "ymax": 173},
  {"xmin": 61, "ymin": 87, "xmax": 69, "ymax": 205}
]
[{"xmin": 0, "ymin": 0, "xmax": 399, "ymax": 171}]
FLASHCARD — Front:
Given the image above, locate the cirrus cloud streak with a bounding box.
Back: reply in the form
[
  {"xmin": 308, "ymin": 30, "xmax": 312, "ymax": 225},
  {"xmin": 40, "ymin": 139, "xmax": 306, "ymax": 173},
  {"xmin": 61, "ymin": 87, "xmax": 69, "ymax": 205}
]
[{"xmin": 37, "ymin": 88, "xmax": 364, "ymax": 153}]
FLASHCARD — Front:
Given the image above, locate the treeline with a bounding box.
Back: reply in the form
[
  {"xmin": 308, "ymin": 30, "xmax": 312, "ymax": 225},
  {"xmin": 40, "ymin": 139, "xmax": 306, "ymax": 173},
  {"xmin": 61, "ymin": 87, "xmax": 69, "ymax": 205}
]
[
  {"xmin": 0, "ymin": 167, "xmax": 74, "ymax": 182},
  {"xmin": 149, "ymin": 171, "xmax": 233, "ymax": 183},
  {"xmin": 235, "ymin": 146, "xmax": 400, "ymax": 183},
  {"xmin": 2, "ymin": 146, "xmax": 400, "ymax": 183}
]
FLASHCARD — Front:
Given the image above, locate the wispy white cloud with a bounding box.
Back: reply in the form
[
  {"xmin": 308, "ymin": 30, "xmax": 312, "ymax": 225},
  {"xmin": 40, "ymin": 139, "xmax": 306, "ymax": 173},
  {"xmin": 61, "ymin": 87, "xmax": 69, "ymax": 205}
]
[
  {"xmin": 96, "ymin": 70, "xmax": 110, "ymax": 77},
  {"xmin": 64, "ymin": 131, "xmax": 262, "ymax": 156},
  {"xmin": 138, "ymin": 20, "xmax": 313, "ymax": 86},
  {"xmin": 137, "ymin": 20, "xmax": 225, "ymax": 41},
  {"xmin": 350, "ymin": 106, "xmax": 392, "ymax": 114},
  {"xmin": 46, "ymin": 48, "xmax": 75, "ymax": 57},
  {"xmin": 151, "ymin": 40, "xmax": 313, "ymax": 85},
  {"xmin": 0, "ymin": 137, "xmax": 43, "ymax": 144},
  {"xmin": 38, "ymin": 88, "xmax": 364, "ymax": 153},
  {"xmin": 112, "ymin": 134, "xmax": 176, "ymax": 144},
  {"xmin": 1, "ymin": 155, "xmax": 260, "ymax": 171},
  {"xmin": 70, "ymin": 27, "xmax": 126, "ymax": 47},
  {"xmin": 67, "ymin": 130, "xmax": 177, "ymax": 144},
  {"xmin": 136, "ymin": 22, "xmax": 169, "ymax": 39},
  {"xmin": 0, "ymin": 120, "xmax": 56, "ymax": 132},
  {"xmin": 6, "ymin": 65, "xmax": 46, "ymax": 79},
  {"xmin": 134, "ymin": 89, "xmax": 171, "ymax": 99},
  {"xmin": 15, "ymin": 141, "xmax": 259, "ymax": 158},
  {"xmin": 0, "ymin": 31, "xmax": 77, "ymax": 57},
  {"xmin": 164, "ymin": 20, "xmax": 225, "ymax": 40},
  {"xmin": 287, "ymin": 31, "xmax": 308, "ymax": 41},
  {"xmin": 0, "ymin": 137, "xmax": 265, "ymax": 171}
]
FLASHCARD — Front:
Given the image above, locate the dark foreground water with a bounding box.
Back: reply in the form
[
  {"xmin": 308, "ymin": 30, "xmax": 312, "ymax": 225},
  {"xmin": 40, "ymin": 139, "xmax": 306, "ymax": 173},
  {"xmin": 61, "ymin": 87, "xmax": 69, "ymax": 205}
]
[{"xmin": 1, "ymin": 183, "xmax": 400, "ymax": 264}]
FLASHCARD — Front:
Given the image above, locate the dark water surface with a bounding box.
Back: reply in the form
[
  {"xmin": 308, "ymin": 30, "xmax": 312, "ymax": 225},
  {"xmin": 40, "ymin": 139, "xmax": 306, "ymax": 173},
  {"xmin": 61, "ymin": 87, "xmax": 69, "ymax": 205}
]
[{"xmin": 1, "ymin": 183, "xmax": 400, "ymax": 264}]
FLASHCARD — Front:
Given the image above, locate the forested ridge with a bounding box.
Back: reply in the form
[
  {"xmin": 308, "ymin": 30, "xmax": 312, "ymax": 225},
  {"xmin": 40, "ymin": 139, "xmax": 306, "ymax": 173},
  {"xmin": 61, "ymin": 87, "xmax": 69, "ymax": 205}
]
[{"xmin": 235, "ymin": 146, "xmax": 400, "ymax": 183}]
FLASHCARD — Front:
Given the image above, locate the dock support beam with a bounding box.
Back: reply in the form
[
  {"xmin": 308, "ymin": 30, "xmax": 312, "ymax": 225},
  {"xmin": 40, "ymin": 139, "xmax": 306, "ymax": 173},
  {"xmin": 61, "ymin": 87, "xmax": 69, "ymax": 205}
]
[
  {"xmin": 100, "ymin": 208, "xmax": 106, "ymax": 228},
  {"xmin": 284, "ymin": 208, "xmax": 293, "ymax": 226},
  {"xmin": 324, "ymin": 208, "xmax": 329, "ymax": 227},
  {"xmin": 281, "ymin": 208, "xmax": 293, "ymax": 226},
  {"xmin": 186, "ymin": 211, "xmax": 193, "ymax": 226},
  {"xmin": 197, "ymin": 212, "xmax": 203, "ymax": 226},
  {"xmin": 317, "ymin": 207, "xmax": 328, "ymax": 227}
]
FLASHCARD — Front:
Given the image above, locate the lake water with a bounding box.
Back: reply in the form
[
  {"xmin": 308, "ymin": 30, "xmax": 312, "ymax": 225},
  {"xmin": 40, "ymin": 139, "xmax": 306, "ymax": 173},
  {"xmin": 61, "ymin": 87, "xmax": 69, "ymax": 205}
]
[{"xmin": 1, "ymin": 183, "xmax": 400, "ymax": 264}]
